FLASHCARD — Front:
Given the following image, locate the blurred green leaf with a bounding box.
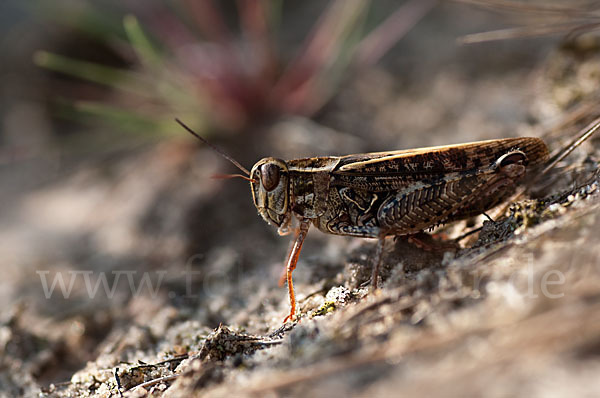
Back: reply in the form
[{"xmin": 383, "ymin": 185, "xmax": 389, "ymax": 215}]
[
  {"xmin": 123, "ymin": 14, "xmax": 163, "ymax": 68},
  {"xmin": 34, "ymin": 51, "xmax": 156, "ymax": 97},
  {"xmin": 58, "ymin": 99, "xmax": 165, "ymax": 134}
]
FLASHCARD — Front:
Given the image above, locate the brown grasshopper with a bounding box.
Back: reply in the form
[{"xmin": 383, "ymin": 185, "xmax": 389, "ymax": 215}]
[{"xmin": 177, "ymin": 119, "xmax": 549, "ymax": 322}]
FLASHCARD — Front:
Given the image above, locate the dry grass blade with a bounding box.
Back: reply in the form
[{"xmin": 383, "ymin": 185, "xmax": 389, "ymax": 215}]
[
  {"xmin": 453, "ymin": 0, "xmax": 600, "ymax": 16},
  {"xmin": 541, "ymin": 116, "xmax": 600, "ymax": 176},
  {"xmin": 456, "ymin": 0, "xmax": 600, "ymax": 43},
  {"xmin": 354, "ymin": 0, "xmax": 437, "ymax": 68},
  {"xmin": 541, "ymin": 99, "xmax": 600, "ymax": 140},
  {"xmin": 460, "ymin": 22, "xmax": 600, "ymax": 44},
  {"xmin": 184, "ymin": 0, "xmax": 235, "ymax": 46},
  {"xmin": 270, "ymin": 0, "xmax": 370, "ymax": 113}
]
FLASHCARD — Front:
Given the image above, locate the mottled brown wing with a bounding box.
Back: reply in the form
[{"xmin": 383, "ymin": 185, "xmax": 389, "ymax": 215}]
[{"xmin": 330, "ymin": 137, "xmax": 548, "ymax": 192}]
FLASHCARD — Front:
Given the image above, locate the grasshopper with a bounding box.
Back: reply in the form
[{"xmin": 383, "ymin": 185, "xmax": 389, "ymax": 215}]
[{"xmin": 177, "ymin": 119, "xmax": 549, "ymax": 322}]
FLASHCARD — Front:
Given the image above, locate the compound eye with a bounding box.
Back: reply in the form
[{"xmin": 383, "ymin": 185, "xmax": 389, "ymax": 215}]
[
  {"xmin": 498, "ymin": 151, "xmax": 527, "ymax": 169},
  {"xmin": 260, "ymin": 163, "xmax": 280, "ymax": 191}
]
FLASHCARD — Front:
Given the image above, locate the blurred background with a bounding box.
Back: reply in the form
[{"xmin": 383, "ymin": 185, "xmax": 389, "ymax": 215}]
[{"xmin": 1, "ymin": 0, "xmax": 600, "ymax": 396}]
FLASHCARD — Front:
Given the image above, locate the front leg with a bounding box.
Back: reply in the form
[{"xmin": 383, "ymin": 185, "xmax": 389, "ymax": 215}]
[{"xmin": 282, "ymin": 219, "xmax": 310, "ymax": 323}]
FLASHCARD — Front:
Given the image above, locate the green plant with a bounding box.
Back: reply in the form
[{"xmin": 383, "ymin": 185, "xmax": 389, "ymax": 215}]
[{"xmin": 33, "ymin": 0, "xmax": 435, "ymax": 138}]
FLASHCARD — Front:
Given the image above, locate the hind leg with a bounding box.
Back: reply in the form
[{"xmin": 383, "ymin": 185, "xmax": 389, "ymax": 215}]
[{"xmin": 371, "ymin": 236, "xmax": 387, "ymax": 289}]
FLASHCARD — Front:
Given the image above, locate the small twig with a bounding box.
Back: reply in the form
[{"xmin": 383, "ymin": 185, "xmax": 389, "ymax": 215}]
[
  {"xmin": 456, "ymin": 226, "xmax": 484, "ymax": 242},
  {"xmin": 339, "ymin": 296, "xmax": 394, "ymax": 326},
  {"xmin": 114, "ymin": 368, "xmax": 124, "ymax": 398},
  {"xmin": 130, "ymin": 354, "xmax": 190, "ymax": 371},
  {"xmin": 268, "ymin": 322, "xmax": 295, "ymax": 339},
  {"xmin": 40, "ymin": 380, "xmax": 73, "ymax": 394},
  {"xmin": 128, "ymin": 374, "xmax": 180, "ymax": 393},
  {"xmin": 153, "ymin": 354, "xmax": 190, "ymax": 367},
  {"xmin": 299, "ymin": 285, "xmax": 330, "ymax": 302}
]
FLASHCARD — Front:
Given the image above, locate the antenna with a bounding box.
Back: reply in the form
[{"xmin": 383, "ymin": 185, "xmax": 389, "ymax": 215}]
[
  {"xmin": 212, "ymin": 173, "xmax": 257, "ymax": 183},
  {"xmin": 175, "ymin": 118, "xmax": 252, "ymax": 177}
]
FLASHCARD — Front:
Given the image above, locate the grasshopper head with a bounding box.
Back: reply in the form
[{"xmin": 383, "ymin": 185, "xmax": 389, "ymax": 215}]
[{"xmin": 250, "ymin": 158, "xmax": 291, "ymax": 234}]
